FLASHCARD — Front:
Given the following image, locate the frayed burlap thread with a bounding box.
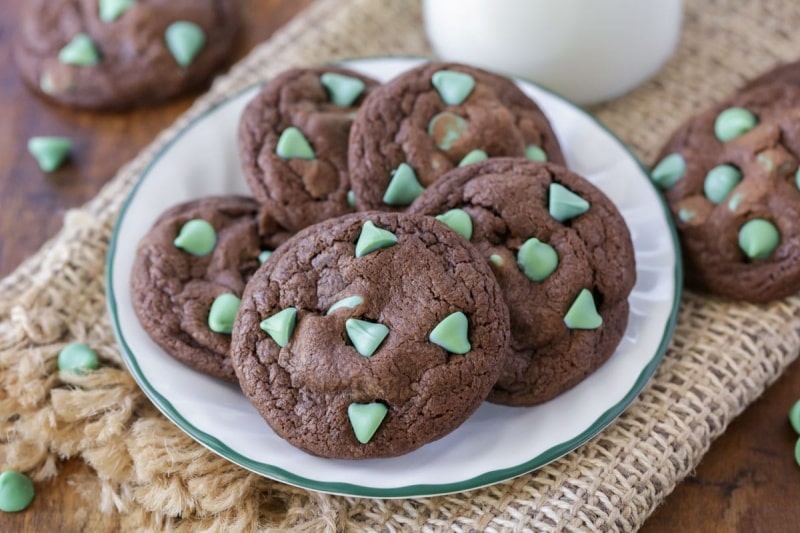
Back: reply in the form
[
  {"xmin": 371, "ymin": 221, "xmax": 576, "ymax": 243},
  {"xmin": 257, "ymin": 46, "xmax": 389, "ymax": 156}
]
[{"xmin": 3, "ymin": 0, "xmax": 800, "ymax": 530}]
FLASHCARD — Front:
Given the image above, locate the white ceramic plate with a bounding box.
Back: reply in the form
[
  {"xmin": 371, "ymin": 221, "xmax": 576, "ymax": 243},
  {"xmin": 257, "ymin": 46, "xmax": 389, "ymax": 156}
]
[{"xmin": 107, "ymin": 57, "xmax": 681, "ymax": 498}]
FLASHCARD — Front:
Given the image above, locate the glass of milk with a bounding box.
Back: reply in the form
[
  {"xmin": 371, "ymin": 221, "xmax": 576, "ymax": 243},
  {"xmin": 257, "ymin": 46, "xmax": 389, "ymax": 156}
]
[{"xmin": 422, "ymin": 0, "xmax": 683, "ymax": 105}]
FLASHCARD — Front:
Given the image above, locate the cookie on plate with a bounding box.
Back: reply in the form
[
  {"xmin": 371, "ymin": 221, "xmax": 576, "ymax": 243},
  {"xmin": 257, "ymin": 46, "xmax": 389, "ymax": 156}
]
[
  {"xmin": 348, "ymin": 62, "xmax": 564, "ymax": 212},
  {"xmin": 14, "ymin": 0, "xmax": 240, "ymax": 109},
  {"xmin": 131, "ymin": 196, "xmax": 290, "ymax": 382},
  {"xmin": 238, "ymin": 67, "xmax": 379, "ymax": 231},
  {"xmin": 651, "ymin": 84, "xmax": 800, "ymax": 302},
  {"xmin": 231, "ymin": 212, "xmax": 510, "ymax": 458},
  {"xmin": 409, "ymin": 159, "xmax": 636, "ymax": 406}
]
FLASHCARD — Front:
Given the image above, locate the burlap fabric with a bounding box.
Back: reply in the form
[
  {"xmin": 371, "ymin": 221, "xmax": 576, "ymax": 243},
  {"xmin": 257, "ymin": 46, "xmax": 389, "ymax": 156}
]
[{"xmin": 2, "ymin": 0, "xmax": 800, "ymax": 530}]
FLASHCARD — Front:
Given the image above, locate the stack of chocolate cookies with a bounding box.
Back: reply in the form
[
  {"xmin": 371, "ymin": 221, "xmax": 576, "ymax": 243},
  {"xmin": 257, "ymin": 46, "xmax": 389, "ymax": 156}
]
[{"xmin": 132, "ymin": 62, "xmax": 637, "ymax": 459}]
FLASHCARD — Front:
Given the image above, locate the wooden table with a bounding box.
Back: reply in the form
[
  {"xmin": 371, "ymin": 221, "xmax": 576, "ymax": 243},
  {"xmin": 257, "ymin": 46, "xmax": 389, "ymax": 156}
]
[{"xmin": 0, "ymin": 1, "xmax": 798, "ymax": 531}]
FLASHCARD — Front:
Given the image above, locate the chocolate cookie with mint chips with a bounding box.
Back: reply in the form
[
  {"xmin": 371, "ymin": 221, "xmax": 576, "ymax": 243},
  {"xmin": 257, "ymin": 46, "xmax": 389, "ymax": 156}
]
[
  {"xmin": 15, "ymin": 0, "xmax": 240, "ymax": 109},
  {"xmin": 348, "ymin": 62, "xmax": 564, "ymax": 212},
  {"xmin": 131, "ymin": 196, "xmax": 290, "ymax": 382},
  {"xmin": 231, "ymin": 212, "xmax": 510, "ymax": 458}
]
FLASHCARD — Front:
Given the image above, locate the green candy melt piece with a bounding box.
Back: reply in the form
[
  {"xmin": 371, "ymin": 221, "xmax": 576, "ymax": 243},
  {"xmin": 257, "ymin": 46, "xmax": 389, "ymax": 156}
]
[
  {"xmin": 756, "ymin": 153, "xmax": 773, "ymax": 172},
  {"xmin": 678, "ymin": 208, "xmax": 695, "ymax": 223},
  {"xmin": 58, "ymin": 33, "xmax": 100, "ymax": 66},
  {"xmin": 165, "ymin": 21, "xmax": 206, "ymax": 67},
  {"xmin": 789, "ymin": 399, "xmax": 800, "ymax": 435},
  {"xmin": 383, "ymin": 163, "xmax": 424, "ymax": 205},
  {"xmin": 39, "ymin": 72, "xmax": 58, "ymax": 95},
  {"xmin": 728, "ymin": 192, "xmax": 745, "ymax": 212},
  {"xmin": 173, "ymin": 219, "xmax": 216, "ymax": 256},
  {"xmin": 517, "ymin": 238, "xmax": 558, "ymax": 281},
  {"xmin": 0, "ymin": 470, "xmax": 35, "ymax": 513},
  {"xmin": 793, "ymin": 437, "xmax": 800, "ymax": 466},
  {"xmin": 355, "ymin": 221, "xmax": 398, "ymax": 257},
  {"xmin": 99, "ymin": 0, "xmax": 135, "ymax": 22},
  {"xmin": 564, "ymin": 289, "xmax": 602, "ymax": 330},
  {"xmin": 347, "ymin": 190, "xmax": 356, "ymax": 208},
  {"xmin": 795, "ymin": 168, "xmax": 800, "ymax": 191},
  {"xmin": 348, "ymin": 402, "xmax": 388, "ymax": 444},
  {"xmin": 650, "ymin": 153, "xmax": 685, "ymax": 189},
  {"xmin": 525, "ymin": 145, "xmax": 547, "ymax": 162},
  {"xmin": 28, "ymin": 136, "xmax": 71, "ymax": 172},
  {"xmin": 489, "ymin": 254, "xmax": 504, "ymax": 267},
  {"xmin": 431, "ymin": 70, "xmax": 475, "ymax": 105},
  {"xmin": 738, "ymin": 219, "xmax": 779, "ymax": 259},
  {"xmin": 458, "ymin": 149, "xmax": 488, "ymax": 167},
  {"xmin": 549, "ymin": 183, "xmax": 589, "ymax": 222},
  {"xmin": 208, "ymin": 293, "xmax": 241, "ymax": 334},
  {"xmin": 704, "ymin": 164, "xmax": 742, "ymax": 204},
  {"xmin": 345, "ymin": 318, "xmax": 389, "ymax": 357},
  {"xmin": 58, "ymin": 342, "xmax": 99, "ymax": 374},
  {"xmin": 714, "ymin": 107, "xmax": 758, "ymax": 142},
  {"xmin": 435, "ymin": 209, "xmax": 473, "ymax": 240},
  {"xmin": 326, "ymin": 295, "xmax": 364, "ymax": 315},
  {"xmin": 429, "ymin": 311, "xmax": 470, "ymax": 354},
  {"xmin": 258, "ymin": 250, "xmax": 272, "ymax": 264},
  {"xmin": 428, "ymin": 112, "xmax": 468, "ymax": 151},
  {"xmin": 276, "ymin": 127, "xmax": 315, "ymax": 160},
  {"xmin": 259, "ymin": 308, "xmax": 297, "ymax": 348},
  {"xmin": 320, "ymin": 72, "xmax": 365, "ymax": 107}
]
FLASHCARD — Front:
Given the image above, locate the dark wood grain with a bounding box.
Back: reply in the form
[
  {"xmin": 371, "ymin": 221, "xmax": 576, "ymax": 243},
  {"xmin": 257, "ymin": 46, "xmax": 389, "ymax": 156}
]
[
  {"xmin": 1, "ymin": 1, "xmax": 799, "ymax": 531},
  {"xmin": 0, "ymin": 1, "xmax": 312, "ymax": 531},
  {"xmin": 0, "ymin": 0, "xmax": 312, "ymax": 278},
  {"xmin": 642, "ymin": 357, "xmax": 800, "ymax": 532}
]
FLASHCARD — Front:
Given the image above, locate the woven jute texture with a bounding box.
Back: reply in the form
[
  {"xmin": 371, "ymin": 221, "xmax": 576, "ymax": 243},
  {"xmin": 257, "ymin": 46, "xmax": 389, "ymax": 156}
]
[{"xmin": 3, "ymin": 0, "xmax": 800, "ymax": 530}]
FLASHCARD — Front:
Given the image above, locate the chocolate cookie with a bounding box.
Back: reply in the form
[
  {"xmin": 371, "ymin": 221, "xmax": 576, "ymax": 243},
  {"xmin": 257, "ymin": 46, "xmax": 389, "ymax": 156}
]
[
  {"xmin": 409, "ymin": 159, "xmax": 636, "ymax": 406},
  {"xmin": 131, "ymin": 196, "xmax": 290, "ymax": 382},
  {"xmin": 14, "ymin": 0, "xmax": 240, "ymax": 109},
  {"xmin": 238, "ymin": 67, "xmax": 379, "ymax": 231},
  {"xmin": 742, "ymin": 60, "xmax": 800, "ymax": 91},
  {"xmin": 651, "ymin": 84, "xmax": 800, "ymax": 302},
  {"xmin": 231, "ymin": 212, "xmax": 510, "ymax": 458},
  {"xmin": 348, "ymin": 62, "xmax": 564, "ymax": 212}
]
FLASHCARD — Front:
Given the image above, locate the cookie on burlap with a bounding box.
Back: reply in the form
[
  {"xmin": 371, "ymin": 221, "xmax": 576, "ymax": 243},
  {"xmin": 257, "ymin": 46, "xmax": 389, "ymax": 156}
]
[
  {"xmin": 409, "ymin": 158, "xmax": 636, "ymax": 406},
  {"xmin": 742, "ymin": 59, "xmax": 800, "ymax": 91},
  {"xmin": 14, "ymin": 0, "xmax": 240, "ymax": 109},
  {"xmin": 238, "ymin": 67, "xmax": 379, "ymax": 231},
  {"xmin": 231, "ymin": 212, "xmax": 510, "ymax": 458},
  {"xmin": 348, "ymin": 62, "xmax": 564, "ymax": 212},
  {"xmin": 131, "ymin": 196, "xmax": 290, "ymax": 382},
  {"xmin": 651, "ymin": 83, "xmax": 800, "ymax": 302}
]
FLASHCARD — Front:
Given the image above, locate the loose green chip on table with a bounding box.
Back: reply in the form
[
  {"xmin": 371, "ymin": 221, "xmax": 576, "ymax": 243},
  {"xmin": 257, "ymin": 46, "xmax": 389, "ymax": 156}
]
[
  {"xmin": 795, "ymin": 437, "xmax": 800, "ymax": 468},
  {"xmin": 789, "ymin": 398, "xmax": 800, "ymax": 435},
  {"xmin": 0, "ymin": 470, "xmax": 35, "ymax": 513},
  {"xmin": 28, "ymin": 137, "xmax": 71, "ymax": 172}
]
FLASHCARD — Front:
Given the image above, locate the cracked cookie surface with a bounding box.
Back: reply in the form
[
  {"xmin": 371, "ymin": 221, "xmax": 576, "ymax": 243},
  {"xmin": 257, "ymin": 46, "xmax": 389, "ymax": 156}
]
[
  {"xmin": 653, "ymin": 83, "xmax": 800, "ymax": 302},
  {"xmin": 14, "ymin": 0, "xmax": 240, "ymax": 109},
  {"xmin": 131, "ymin": 196, "xmax": 290, "ymax": 382},
  {"xmin": 238, "ymin": 67, "xmax": 379, "ymax": 231},
  {"xmin": 410, "ymin": 159, "xmax": 636, "ymax": 406},
  {"xmin": 348, "ymin": 62, "xmax": 564, "ymax": 212},
  {"xmin": 231, "ymin": 212, "xmax": 509, "ymax": 458}
]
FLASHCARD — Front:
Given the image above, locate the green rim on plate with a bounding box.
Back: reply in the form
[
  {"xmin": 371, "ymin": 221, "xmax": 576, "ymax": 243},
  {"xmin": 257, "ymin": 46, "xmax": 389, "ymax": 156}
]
[{"xmin": 106, "ymin": 57, "xmax": 682, "ymax": 498}]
